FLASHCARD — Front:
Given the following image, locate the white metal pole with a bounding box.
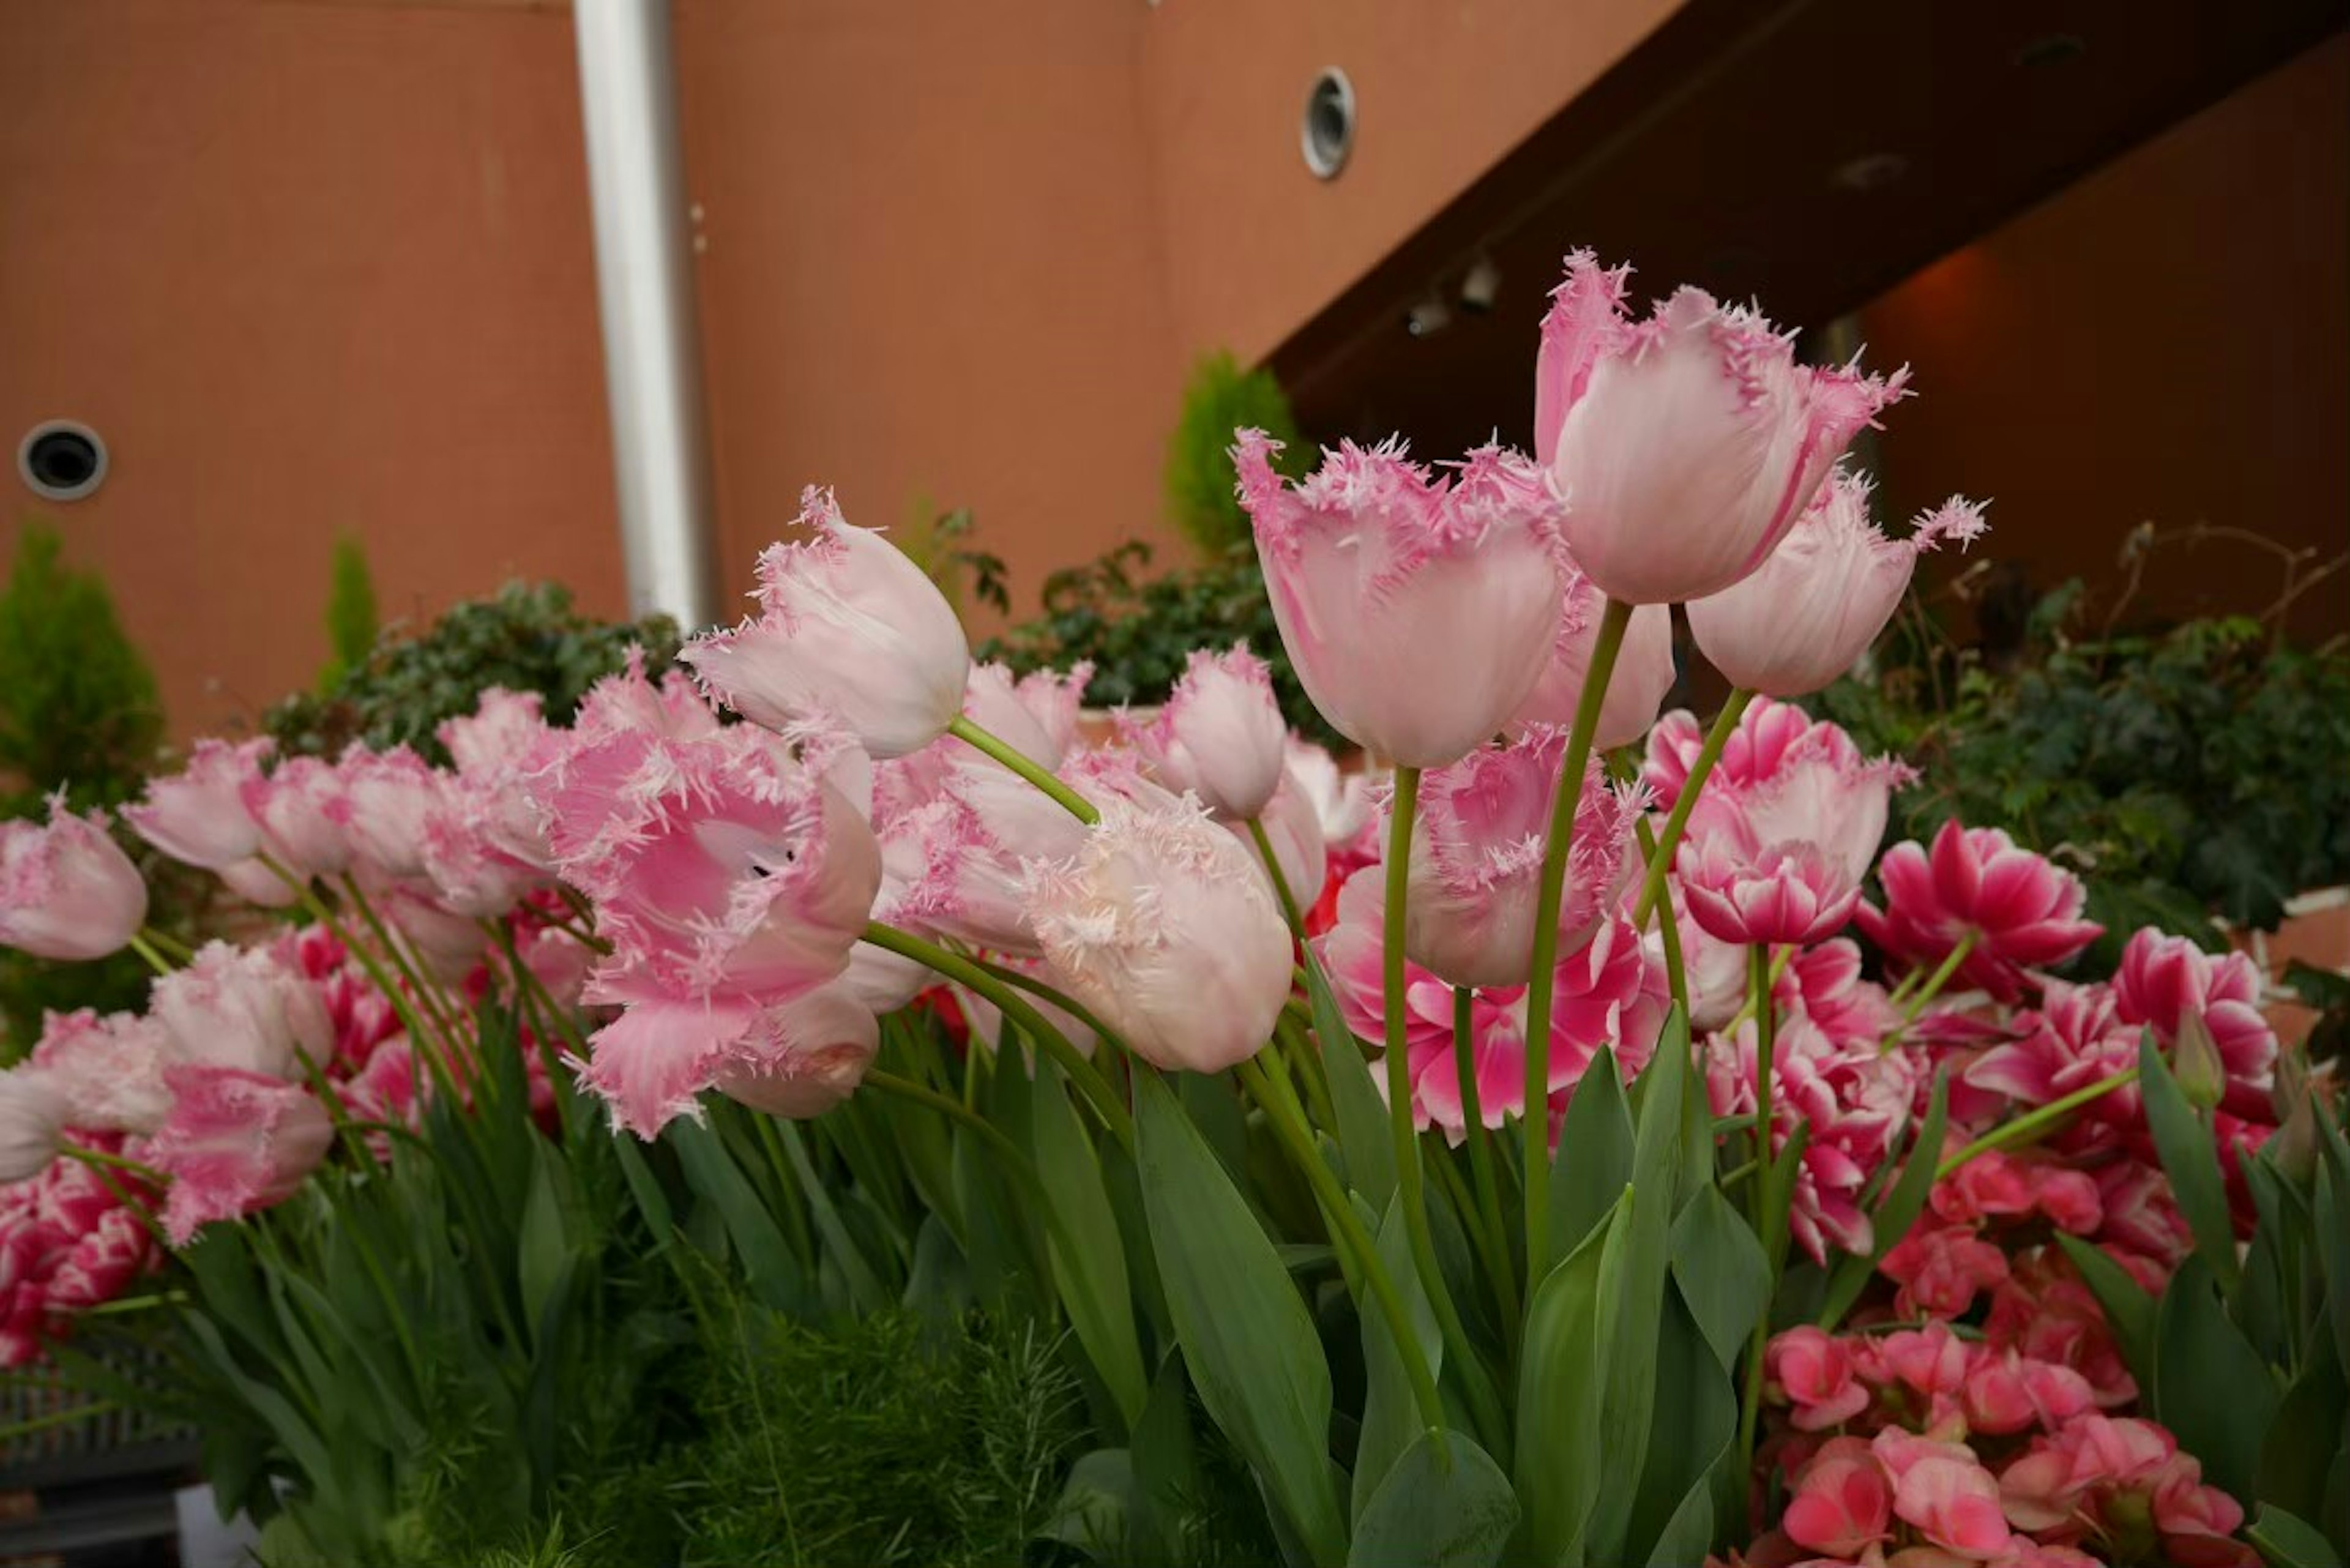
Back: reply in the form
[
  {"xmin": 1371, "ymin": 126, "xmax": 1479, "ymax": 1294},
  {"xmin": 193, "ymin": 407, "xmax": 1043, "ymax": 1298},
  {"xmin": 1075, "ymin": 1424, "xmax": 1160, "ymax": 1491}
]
[{"xmin": 572, "ymin": 0, "xmax": 718, "ymax": 629}]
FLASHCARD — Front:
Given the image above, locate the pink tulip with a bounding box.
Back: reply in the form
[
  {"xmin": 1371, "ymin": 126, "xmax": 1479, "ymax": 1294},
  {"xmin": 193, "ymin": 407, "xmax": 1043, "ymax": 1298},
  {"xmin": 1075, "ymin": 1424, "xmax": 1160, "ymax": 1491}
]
[
  {"xmin": 1857, "ymin": 824, "xmax": 2102, "ymax": 1001},
  {"xmin": 1285, "ymin": 736, "xmax": 1376, "ymax": 857},
  {"xmin": 337, "ymin": 745, "xmax": 448, "ymax": 881},
  {"xmin": 1965, "ymin": 982, "xmax": 2141, "ymax": 1128},
  {"xmin": 1024, "ymin": 796, "xmax": 1292, "ymax": 1073},
  {"xmin": 1770, "ymin": 1328, "xmax": 1872, "ymax": 1430},
  {"xmin": 1225, "ymin": 756, "xmax": 1329, "ymax": 913},
  {"xmin": 1677, "ymin": 744, "xmax": 1898, "ymax": 947},
  {"xmin": 1960, "ymin": 1350, "xmax": 2093, "ymax": 1437},
  {"xmin": 1880, "ymin": 1222, "xmax": 2012, "ymax": 1321},
  {"xmin": 1645, "ymin": 698, "xmax": 1890, "ymax": 813},
  {"xmin": 0, "ymin": 1070, "xmax": 69, "ymax": 1183},
  {"xmin": 569, "ymin": 648, "xmax": 723, "ymax": 745},
  {"xmin": 151, "ymin": 941, "xmax": 332, "ymax": 1081},
  {"xmin": 438, "ymin": 688, "xmax": 559, "ymax": 875},
  {"xmin": 1234, "ymin": 432, "xmax": 1565, "ymax": 767},
  {"xmin": 710, "ymin": 980, "xmax": 880, "ymax": 1120},
  {"xmin": 681, "ymin": 487, "xmax": 972, "ymax": 759},
  {"xmin": 1688, "ymin": 472, "xmax": 1985, "ymax": 696},
  {"xmin": 1888, "ymin": 1449, "xmax": 2013, "ymax": 1560},
  {"xmin": 1535, "ymin": 250, "xmax": 1908, "ymax": 606},
  {"xmin": 1506, "ymin": 565, "xmax": 1677, "ymax": 748},
  {"xmin": 1783, "ymin": 1438, "xmax": 1894, "ymax": 1559},
  {"xmin": 1402, "ymin": 732, "xmax": 1641, "ymax": 988},
  {"xmin": 879, "ymin": 756, "xmax": 1099, "ymax": 956},
  {"xmin": 239, "ymin": 756, "xmax": 354, "ymax": 879},
  {"xmin": 2112, "ymin": 928, "xmax": 2277, "ymax": 1118},
  {"xmin": 963, "ymin": 662, "xmax": 1091, "ymax": 771},
  {"xmin": 125, "ymin": 738, "xmax": 271, "ymax": 870},
  {"xmin": 146, "ymin": 1066, "xmax": 335, "ymax": 1242},
  {"xmin": 30, "ymin": 1009, "xmax": 173, "ymax": 1134},
  {"xmin": 0, "ymin": 802, "xmax": 148, "ymax": 961},
  {"xmin": 1121, "ymin": 647, "xmax": 1289, "ymax": 821}
]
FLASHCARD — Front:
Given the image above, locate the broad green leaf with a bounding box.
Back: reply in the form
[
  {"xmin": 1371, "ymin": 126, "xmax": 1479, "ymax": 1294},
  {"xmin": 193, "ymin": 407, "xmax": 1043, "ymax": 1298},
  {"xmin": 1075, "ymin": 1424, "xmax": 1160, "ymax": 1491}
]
[
  {"xmin": 1305, "ymin": 953, "xmax": 1397, "ymax": 1211},
  {"xmin": 2318, "ymin": 1159, "xmax": 2350, "ymax": 1380},
  {"xmin": 1819, "ymin": 1072, "xmax": 1949, "ymax": 1327},
  {"xmin": 668, "ymin": 1117, "xmax": 811, "ymax": 1315},
  {"xmin": 2139, "ymin": 1032, "xmax": 2241, "ymax": 1292},
  {"xmin": 1621, "ymin": 1280, "xmax": 1736, "ymax": 1565},
  {"xmin": 1674, "ymin": 1040, "xmax": 1716, "ymax": 1214},
  {"xmin": 1547, "ymin": 1045, "xmax": 1632, "ymax": 1274},
  {"xmin": 2248, "ymin": 1503, "xmax": 2345, "ymax": 1568},
  {"xmin": 1130, "ymin": 1354, "xmax": 1204, "ymax": 1568},
  {"xmin": 1134, "ymin": 1069, "xmax": 1346, "ymax": 1568},
  {"xmin": 1515, "ymin": 1186, "xmax": 1627, "ymax": 1568},
  {"xmin": 2153, "ymin": 1254, "xmax": 2278, "ymax": 1504},
  {"xmin": 2258, "ymin": 1343, "xmax": 2348, "ymax": 1530},
  {"xmin": 1032, "ymin": 1055, "xmax": 1149, "ymax": 1430},
  {"xmin": 1040, "ymin": 1447, "xmax": 1138, "ymax": 1561},
  {"xmin": 1671, "ymin": 1184, "xmax": 1771, "ymax": 1372},
  {"xmin": 1346, "ymin": 1430, "xmax": 1518, "ymax": 1568},
  {"xmin": 1351, "ymin": 1193, "xmax": 1443, "ymax": 1523},
  {"xmin": 518, "ymin": 1142, "xmax": 572, "ymax": 1343},
  {"xmin": 2054, "ymin": 1232, "xmax": 2157, "ymax": 1382},
  {"xmin": 779, "ymin": 1122, "xmax": 892, "ymax": 1312},
  {"xmin": 1642, "ymin": 1477, "xmax": 1717, "ymax": 1568}
]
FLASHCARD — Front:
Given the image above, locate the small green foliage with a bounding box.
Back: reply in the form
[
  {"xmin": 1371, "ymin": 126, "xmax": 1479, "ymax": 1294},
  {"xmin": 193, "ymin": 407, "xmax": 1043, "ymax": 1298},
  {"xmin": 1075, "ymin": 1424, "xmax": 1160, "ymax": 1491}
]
[
  {"xmin": 977, "ymin": 541, "xmax": 1342, "ymax": 747},
  {"xmin": 1164, "ymin": 353, "xmax": 1307, "ymax": 559},
  {"xmin": 319, "ymin": 533, "xmax": 382, "ymax": 693},
  {"xmin": 0, "ymin": 520, "xmax": 163, "ymax": 816},
  {"xmin": 899, "ymin": 502, "xmax": 1010, "ymax": 624},
  {"xmin": 264, "ymin": 581, "xmax": 682, "ymax": 765}
]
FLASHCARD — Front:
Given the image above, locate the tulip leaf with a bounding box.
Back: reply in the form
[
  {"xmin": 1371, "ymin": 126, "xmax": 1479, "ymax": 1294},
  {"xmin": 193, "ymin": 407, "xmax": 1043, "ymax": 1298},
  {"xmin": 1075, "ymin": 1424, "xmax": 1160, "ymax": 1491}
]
[
  {"xmin": 2318, "ymin": 1157, "xmax": 2350, "ymax": 1381},
  {"xmin": 1133, "ymin": 1069, "xmax": 1346, "ymax": 1567},
  {"xmin": 667, "ymin": 1117, "xmax": 811, "ymax": 1316},
  {"xmin": 1819, "ymin": 1071, "xmax": 1949, "ymax": 1328},
  {"xmin": 2258, "ymin": 1342, "xmax": 2348, "ymax": 1531},
  {"xmin": 2152, "ymin": 1254, "xmax": 2279, "ymax": 1504},
  {"xmin": 1304, "ymin": 954, "xmax": 1397, "ymax": 1211},
  {"xmin": 1032, "ymin": 1055, "xmax": 1150, "ymax": 1431},
  {"xmin": 1620, "ymin": 1279, "xmax": 1736, "ymax": 1564},
  {"xmin": 2138, "ymin": 1031, "xmax": 2241, "ymax": 1293},
  {"xmin": 2054, "ymin": 1233, "xmax": 2157, "ymax": 1383},
  {"xmin": 1546, "ymin": 1046, "xmax": 1632, "ymax": 1276},
  {"xmin": 1346, "ymin": 1428, "xmax": 1518, "ymax": 1568},
  {"xmin": 1351, "ymin": 1193, "xmax": 1443, "ymax": 1523},
  {"xmin": 1514, "ymin": 1185, "xmax": 1627, "ymax": 1568},
  {"xmin": 1670, "ymin": 1184, "xmax": 1772, "ymax": 1372},
  {"xmin": 2248, "ymin": 1504, "xmax": 2346, "ymax": 1568}
]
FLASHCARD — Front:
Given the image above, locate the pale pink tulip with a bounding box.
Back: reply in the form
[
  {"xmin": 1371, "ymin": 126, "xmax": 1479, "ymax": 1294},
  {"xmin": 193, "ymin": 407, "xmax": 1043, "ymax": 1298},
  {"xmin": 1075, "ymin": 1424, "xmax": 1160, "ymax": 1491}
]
[
  {"xmin": 1119, "ymin": 646, "xmax": 1289, "ymax": 821},
  {"xmin": 1535, "ymin": 250, "xmax": 1908, "ymax": 605},
  {"xmin": 0, "ymin": 1070, "xmax": 68, "ymax": 1183},
  {"xmin": 125, "ymin": 738, "xmax": 271, "ymax": 870},
  {"xmin": 681, "ymin": 487, "xmax": 971, "ymax": 759},
  {"xmin": 146, "ymin": 1067, "xmax": 335, "ymax": 1242},
  {"xmin": 1403, "ymin": 731, "xmax": 1641, "ymax": 989},
  {"xmin": 1024, "ymin": 796, "xmax": 1292, "ymax": 1073},
  {"xmin": 568, "ymin": 648, "xmax": 723, "ymax": 745},
  {"xmin": 216, "ymin": 857, "xmax": 300, "ymax": 909},
  {"xmin": 1285, "ymin": 736, "xmax": 1376, "ymax": 857},
  {"xmin": 1226, "ymin": 758, "xmax": 1329, "ymax": 914},
  {"xmin": 711, "ymin": 981, "xmax": 880, "ymax": 1120},
  {"xmin": 1688, "ymin": 472, "xmax": 1985, "ymax": 696},
  {"xmin": 337, "ymin": 745, "xmax": 447, "ymax": 881},
  {"xmin": 0, "ymin": 803, "xmax": 147, "ymax": 961},
  {"xmin": 31, "ymin": 1010, "xmax": 173, "ymax": 1134},
  {"xmin": 1234, "ymin": 433, "xmax": 1565, "ymax": 768},
  {"xmin": 1857, "ymin": 824, "xmax": 2102, "ymax": 1001},
  {"xmin": 239, "ymin": 756, "xmax": 352, "ymax": 879},
  {"xmin": 150, "ymin": 941, "xmax": 332, "ymax": 1081},
  {"xmin": 963, "ymin": 662, "xmax": 1091, "ymax": 771},
  {"xmin": 1505, "ymin": 564, "xmax": 1677, "ymax": 748}
]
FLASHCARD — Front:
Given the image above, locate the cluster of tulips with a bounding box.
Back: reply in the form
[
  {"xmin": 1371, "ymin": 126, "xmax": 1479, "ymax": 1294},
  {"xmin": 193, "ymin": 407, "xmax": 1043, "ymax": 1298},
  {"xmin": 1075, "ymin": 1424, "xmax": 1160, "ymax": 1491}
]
[{"xmin": 0, "ymin": 250, "xmax": 2338, "ymax": 1568}]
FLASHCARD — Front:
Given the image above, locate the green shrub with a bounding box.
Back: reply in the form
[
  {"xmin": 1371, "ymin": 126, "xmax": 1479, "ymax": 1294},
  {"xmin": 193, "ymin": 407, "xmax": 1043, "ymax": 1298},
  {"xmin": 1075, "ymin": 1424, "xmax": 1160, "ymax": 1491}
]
[
  {"xmin": 319, "ymin": 532, "xmax": 382, "ymax": 693},
  {"xmin": 0, "ymin": 520, "xmax": 163, "ymax": 816},
  {"xmin": 1163, "ymin": 353, "xmax": 1306, "ymax": 559}
]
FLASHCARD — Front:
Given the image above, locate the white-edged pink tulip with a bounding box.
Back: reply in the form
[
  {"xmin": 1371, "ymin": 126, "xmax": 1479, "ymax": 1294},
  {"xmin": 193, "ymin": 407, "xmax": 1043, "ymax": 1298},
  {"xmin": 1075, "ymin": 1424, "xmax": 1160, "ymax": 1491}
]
[
  {"xmin": 0, "ymin": 1069, "xmax": 69, "ymax": 1183},
  {"xmin": 1024, "ymin": 796, "xmax": 1292, "ymax": 1073},
  {"xmin": 239, "ymin": 756, "xmax": 353, "ymax": 879},
  {"xmin": 338, "ymin": 745, "xmax": 446, "ymax": 880},
  {"xmin": 146, "ymin": 1066, "xmax": 335, "ymax": 1242},
  {"xmin": 1284, "ymin": 736, "xmax": 1375, "ymax": 855},
  {"xmin": 1122, "ymin": 647, "xmax": 1288, "ymax": 820},
  {"xmin": 681, "ymin": 487, "xmax": 971, "ymax": 760},
  {"xmin": 32, "ymin": 1009, "xmax": 174, "ymax": 1133},
  {"xmin": 1234, "ymin": 433, "xmax": 1565, "ymax": 768},
  {"xmin": 1676, "ymin": 744, "xmax": 1904, "ymax": 947},
  {"xmin": 1403, "ymin": 730, "xmax": 1643, "ymax": 989},
  {"xmin": 711, "ymin": 981, "xmax": 881, "ymax": 1121},
  {"xmin": 125, "ymin": 738, "xmax": 271, "ymax": 870},
  {"xmin": 1506, "ymin": 564, "xmax": 1677, "ymax": 749},
  {"xmin": 151, "ymin": 941, "xmax": 333, "ymax": 1081},
  {"xmin": 0, "ymin": 802, "xmax": 147, "ymax": 961},
  {"xmin": 1689, "ymin": 471, "xmax": 1986, "ymax": 696},
  {"xmin": 1537, "ymin": 250, "xmax": 1908, "ymax": 605}
]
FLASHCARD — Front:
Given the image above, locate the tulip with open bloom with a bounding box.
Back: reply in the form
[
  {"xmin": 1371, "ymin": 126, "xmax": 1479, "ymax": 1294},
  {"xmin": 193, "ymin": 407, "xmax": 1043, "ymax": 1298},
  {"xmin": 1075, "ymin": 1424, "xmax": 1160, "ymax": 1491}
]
[
  {"xmin": 1505, "ymin": 564, "xmax": 1677, "ymax": 749},
  {"xmin": 1024, "ymin": 794, "xmax": 1293, "ymax": 1074},
  {"xmin": 1857, "ymin": 823, "xmax": 2102, "ymax": 1002},
  {"xmin": 1233, "ymin": 432, "xmax": 1565, "ymax": 769},
  {"xmin": 0, "ymin": 802, "xmax": 148, "ymax": 961},
  {"xmin": 1688, "ymin": 469, "xmax": 1986, "ymax": 696},
  {"xmin": 1402, "ymin": 729, "xmax": 1642, "ymax": 990},
  {"xmin": 144, "ymin": 1067, "xmax": 335, "ymax": 1243},
  {"xmin": 1535, "ymin": 250, "xmax": 1908, "ymax": 605},
  {"xmin": 239, "ymin": 756, "xmax": 353, "ymax": 881},
  {"xmin": 1677, "ymin": 742, "xmax": 1904, "ymax": 946},
  {"xmin": 682, "ymin": 486, "xmax": 972, "ymax": 760}
]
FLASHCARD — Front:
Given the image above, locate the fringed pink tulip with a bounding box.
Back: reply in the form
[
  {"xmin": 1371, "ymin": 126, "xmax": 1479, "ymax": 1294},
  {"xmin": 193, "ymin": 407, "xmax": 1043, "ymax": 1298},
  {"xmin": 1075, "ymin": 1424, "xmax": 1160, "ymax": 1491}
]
[
  {"xmin": 1536, "ymin": 250, "xmax": 1908, "ymax": 605},
  {"xmin": 1857, "ymin": 823, "xmax": 2103, "ymax": 1001},
  {"xmin": 30, "ymin": 1010, "xmax": 173, "ymax": 1134},
  {"xmin": 337, "ymin": 745, "xmax": 447, "ymax": 881},
  {"xmin": 1024, "ymin": 796, "xmax": 1292, "ymax": 1073},
  {"xmin": 439, "ymin": 687, "xmax": 558, "ymax": 873},
  {"xmin": 1677, "ymin": 744, "xmax": 1900, "ymax": 947},
  {"xmin": 1225, "ymin": 756, "xmax": 1329, "ymax": 913},
  {"xmin": 681, "ymin": 487, "xmax": 971, "ymax": 759},
  {"xmin": 2113, "ymin": 928, "xmax": 2277, "ymax": 1118},
  {"xmin": 709, "ymin": 981, "xmax": 880, "ymax": 1121},
  {"xmin": 1285, "ymin": 736, "xmax": 1376, "ymax": 859},
  {"xmin": 151, "ymin": 942, "xmax": 332, "ymax": 1081},
  {"xmin": 1689, "ymin": 472, "xmax": 1986, "ymax": 696},
  {"xmin": 146, "ymin": 1067, "xmax": 334, "ymax": 1242},
  {"xmin": 963, "ymin": 662, "xmax": 1091, "ymax": 771},
  {"xmin": 1505, "ymin": 565, "xmax": 1677, "ymax": 749},
  {"xmin": 0, "ymin": 802, "xmax": 147, "ymax": 961},
  {"xmin": 1234, "ymin": 432, "xmax": 1565, "ymax": 768},
  {"xmin": 0, "ymin": 1070, "xmax": 69, "ymax": 1183},
  {"xmin": 1402, "ymin": 731, "xmax": 1641, "ymax": 989},
  {"xmin": 1121, "ymin": 646, "xmax": 1288, "ymax": 820},
  {"xmin": 125, "ymin": 738, "xmax": 270, "ymax": 870},
  {"xmin": 239, "ymin": 756, "xmax": 353, "ymax": 879},
  {"xmin": 568, "ymin": 648, "xmax": 723, "ymax": 745}
]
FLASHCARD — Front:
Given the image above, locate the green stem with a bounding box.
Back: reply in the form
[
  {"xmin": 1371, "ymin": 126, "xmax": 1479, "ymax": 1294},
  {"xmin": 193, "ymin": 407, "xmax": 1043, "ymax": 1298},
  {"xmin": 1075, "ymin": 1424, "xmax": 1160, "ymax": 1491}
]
[
  {"xmin": 340, "ymin": 875, "xmax": 468, "ymax": 1051},
  {"xmin": 61, "ymin": 1142, "xmax": 166, "ymax": 1186},
  {"xmin": 1453, "ymin": 987, "xmax": 1518, "ymax": 1333},
  {"xmin": 949, "ymin": 715, "xmax": 1100, "ymax": 825},
  {"xmin": 127, "ymin": 933, "xmax": 172, "ymax": 977},
  {"xmin": 1737, "ymin": 943, "xmax": 1781, "ymax": 1489},
  {"xmin": 1247, "ymin": 816, "xmax": 1306, "ymax": 936},
  {"xmin": 1935, "ymin": 1067, "xmax": 2139, "ymax": 1179},
  {"xmin": 139, "ymin": 925, "xmax": 193, "ymax": 961},
  {"xmin": 1236, "ymin": 1055, "xmax": 1448, "ymax": 1441},
  {"xmin": 1523, "ymin": 596, "xmax": 1633, "ymax": 1276},
  {"xmin": 1274, "ymin": 1011, "xmax": 1339, "ymax": 1141},
  {"xmin": 1631, "ymin": 688, "xmax": 1755, "ymax": 928},
  {"xmin": 1633, "ymin": 819, "xmax": 1688, "ymax": 1013},
  {"xmin": 1902, "ymin": 931, "xmax": 1980, "ymax": 1023},
  {"xmin": 863, "ymin": 921, "xmax": 1132, "ymax": 1149},
  {"xmin": 0, "ymin": 1401, "xmax": 121, "ymax": 1445}
]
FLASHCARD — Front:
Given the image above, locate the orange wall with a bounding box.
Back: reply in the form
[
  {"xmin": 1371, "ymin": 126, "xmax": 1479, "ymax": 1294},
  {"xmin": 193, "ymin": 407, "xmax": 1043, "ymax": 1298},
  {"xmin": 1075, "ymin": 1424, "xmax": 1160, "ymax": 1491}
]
[
  {"xmin": 1860, "ymin": 33, "xmax": 2350, "ymax": 641},
  {"xmin": 0, "ymin": 0, "xmax": 620, "ymax": 741}
]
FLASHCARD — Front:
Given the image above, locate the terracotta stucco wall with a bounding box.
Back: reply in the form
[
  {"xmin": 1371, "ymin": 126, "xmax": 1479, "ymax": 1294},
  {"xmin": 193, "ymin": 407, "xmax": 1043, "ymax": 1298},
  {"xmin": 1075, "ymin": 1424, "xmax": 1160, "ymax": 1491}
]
[
  {"xmin": 0, "ymin": 0, "xmax": 619, "ymax": 741},
  {"xmin": 1860, "ymin": 33, "xmax": 2350, "ymax": 641}
]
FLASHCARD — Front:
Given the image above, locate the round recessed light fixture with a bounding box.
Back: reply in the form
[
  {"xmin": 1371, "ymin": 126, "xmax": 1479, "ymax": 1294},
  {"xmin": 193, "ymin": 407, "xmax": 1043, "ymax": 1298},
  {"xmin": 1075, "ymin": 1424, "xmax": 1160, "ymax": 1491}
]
[
  {"xmin": 1301, "ymin": 67, "xmax": 1356, "ymax": 180},
  {"xmin": 17, "ymin": 420, "xmax": 107, "ymax": 502}
]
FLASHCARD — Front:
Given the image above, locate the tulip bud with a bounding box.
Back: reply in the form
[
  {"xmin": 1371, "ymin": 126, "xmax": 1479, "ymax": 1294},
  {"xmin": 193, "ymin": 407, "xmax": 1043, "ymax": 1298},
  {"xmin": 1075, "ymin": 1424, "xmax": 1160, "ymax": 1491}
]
[
  {"xmin": 681, "ymin": 487, "xmax": 972, "ymax": 760},
  {"xmin": 124, "ymin": 738, "xmax": 272, "ymax": 870},
  {"xmin": 2268, "ymin": 1047, "xmax": 2319, "ymax": 1182},
  {"xmin": 1122, "ymin": 647, "xmax": 1288, "ymax": 821},
  {"xmin": 0, "ymin": 802, "xmax": 149, "ymax": 961},
  {"xmin": 2171, "ymin": 1011, "xmax": 2225, "ymax": 1112}
]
